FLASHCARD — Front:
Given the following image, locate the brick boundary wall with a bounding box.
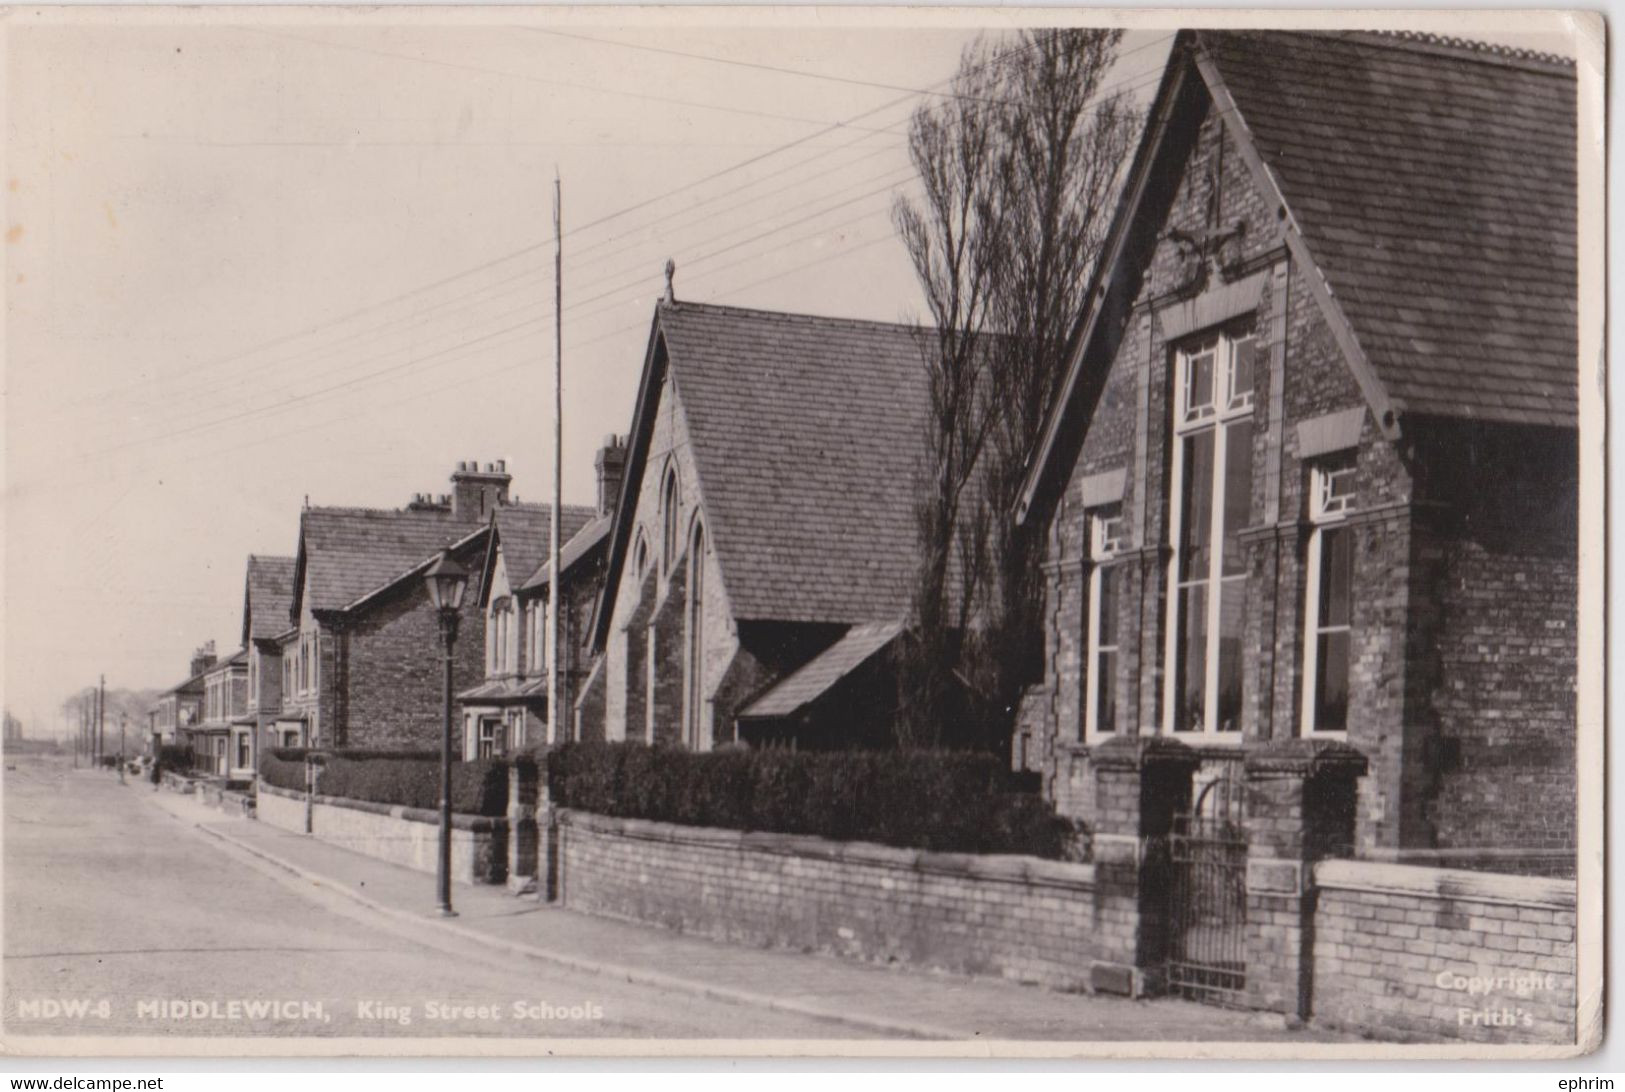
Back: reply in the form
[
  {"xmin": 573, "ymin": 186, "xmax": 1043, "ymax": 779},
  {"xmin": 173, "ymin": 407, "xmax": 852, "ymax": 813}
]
[
  {"xmin": 554, "ymin": 808, "xmax": 1101, "ymax": 990},
  {"xmin": 256, "ymin": 780, "xmax": 507, "ymax": 886},
  {"xmin": 1309, "ymin": 858, "xmax": 1577, "ymax": 1043}
]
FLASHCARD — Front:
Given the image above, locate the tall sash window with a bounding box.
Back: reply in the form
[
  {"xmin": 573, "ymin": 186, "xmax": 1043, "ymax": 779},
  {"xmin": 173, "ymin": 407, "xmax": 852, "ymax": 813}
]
[
  {"xmin": 1164, "ymin": 327, "xmax": 1257, "ymax": 738},
  {"xmin": 1084, "ymin": 507, "xmax": 1125, "ymax": 740},
  {"xmin": 1301, "ymin": 459, "xmax": 1356, "ymax": 736}
]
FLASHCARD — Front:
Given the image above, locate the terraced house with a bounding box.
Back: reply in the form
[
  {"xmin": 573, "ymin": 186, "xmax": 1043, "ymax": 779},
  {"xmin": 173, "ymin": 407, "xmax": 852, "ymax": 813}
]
[
  {"xmin": 240, "ymin": 554, "xmax": 297, "ymax": 757},
  {"xmin": 280, "ymin": 461, "xmax": 513, "ymax": 750},
  {"xmin": 196, "ymin": 649, "xmax": 249, "ymax": 778},
  {"xmin": 1015, "ymin": 30, "xmax": 1578, "ymax": 873},
  {"xmin": 457, "ymin": 444, "xmax": 611, "ymax": 755}
]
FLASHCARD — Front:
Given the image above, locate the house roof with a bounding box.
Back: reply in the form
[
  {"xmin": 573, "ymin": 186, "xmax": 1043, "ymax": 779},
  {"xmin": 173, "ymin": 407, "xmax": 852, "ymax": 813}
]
[
  {"xmin": 594, "ymin": 301, "xmax": 933, "ymax": 646},
  {"xmin": 737, "ymin": 620, "xmax": 904, "ymax": 721},
  {"xmin": 242, "ymin": 555, "xmax": 296, "ymax": 644},
  {"xmin": 521, "ymin": 513, "xmax": 612, "ymax": 593},
  {"xmin": 294, "ymin": 506, "xmax": 488, "ymax": 617},
  {"xmin": 202, "ymin": 648, "xmax": 249, "ymax": 677},
  {"xmin": 1018, "ymin": 30, "xmax": 1578, "ymax": 522},
  {"xmin": 488, "ymin": 504, "xmax": 597, "ymax": 598},
  {"xmin": 1204, "ymin": 31, "xmax": 1576, "ymax": 427}
]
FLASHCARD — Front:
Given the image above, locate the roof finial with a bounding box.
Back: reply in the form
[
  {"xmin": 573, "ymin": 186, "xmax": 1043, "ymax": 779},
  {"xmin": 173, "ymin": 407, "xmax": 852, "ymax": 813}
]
[{"xmin": 663, "ymin": 258, "xmax": 676, "ymax": 304}]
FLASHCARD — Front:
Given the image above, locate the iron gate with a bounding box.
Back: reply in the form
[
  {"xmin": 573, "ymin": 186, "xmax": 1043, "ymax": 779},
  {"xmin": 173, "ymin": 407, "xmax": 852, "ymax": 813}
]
[{"xmin": 1165, "ymin": 774, "xmax": 1248, "ymax": 1002}]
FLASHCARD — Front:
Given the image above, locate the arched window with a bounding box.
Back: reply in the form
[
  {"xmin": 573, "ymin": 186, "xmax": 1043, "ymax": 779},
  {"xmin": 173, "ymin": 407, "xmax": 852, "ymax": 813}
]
[
  {"xmin": 632, "ymin": 530, "xmax": 649, "ymax": 583},
  {"xmin": 661, "ymin": 468, "xmax": 680, "ymax": 575},
  {"xmin": 684, "ymin": 520, "xmax": 707, "ymax": 749}
]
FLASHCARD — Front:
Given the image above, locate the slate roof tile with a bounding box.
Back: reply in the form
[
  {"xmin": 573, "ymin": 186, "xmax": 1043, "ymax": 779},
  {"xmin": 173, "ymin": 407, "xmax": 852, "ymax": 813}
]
[
  {"xmin": 738, "ymin": 620, "xmax": 904, "ymax": 720},
  {"xmin": 493, "ymin": 503, "xmax": 597, "ymax": 593},
  {"xmin": 1201, "ymin": 31, "xmax": 1577, "ymax": 427},
  {"xmin": 244, "ymin": 555, "xmax": 296, "ymax": 641},
  {"xmin": 522, "ymin": 513, "xmax": 613, "ymax": 592},
  {"xmin": 656, "ymin": 302, "xmax": 935, "ymax": 625},
  {"xmin": 299, "ymin": 507, "xmax": 487, "ymax": 615}
]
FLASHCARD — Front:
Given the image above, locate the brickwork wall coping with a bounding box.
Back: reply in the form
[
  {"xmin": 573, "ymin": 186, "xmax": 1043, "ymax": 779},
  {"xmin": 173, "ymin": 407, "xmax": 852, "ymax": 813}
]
[
  {"xmin": 1244, "ymin": 739, "xmax": 1369, "ymax": 779},
  {"xmin": 1315, "ymin": 858, "xmax": 1576, "ymax": 911},
  {"xmin": 1089, "ymin": 734, "xmax": 1201, "ymax": 773},
  {"xmin": 254, "ymin": 777, "xmax": 502, "ymax": 833},
  {"xmin": 556, "ymin": 808, "xmax": 1095, "ymax": 893}
]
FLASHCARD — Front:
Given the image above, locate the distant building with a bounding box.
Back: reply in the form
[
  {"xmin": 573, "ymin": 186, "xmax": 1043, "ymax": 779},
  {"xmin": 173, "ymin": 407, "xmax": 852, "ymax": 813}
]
[
  {"xmin": 149, "ymin": 642, "xmax": 215, "ymax": 753},
  {"xmin": 196, "ymin": 649, "xmax": 249, "ymax": 778}
]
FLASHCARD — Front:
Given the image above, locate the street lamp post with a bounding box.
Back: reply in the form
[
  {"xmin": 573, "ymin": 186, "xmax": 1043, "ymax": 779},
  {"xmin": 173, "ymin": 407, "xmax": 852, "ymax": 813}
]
[{"xmin": 423, "ymin": 550, "xmax": 469, "ymax": 919}]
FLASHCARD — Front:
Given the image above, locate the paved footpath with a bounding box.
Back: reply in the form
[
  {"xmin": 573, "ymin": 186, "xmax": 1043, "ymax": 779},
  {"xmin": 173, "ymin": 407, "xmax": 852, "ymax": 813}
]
[{"xmin": 146, "ymin": 783, "xmax": 1350, "ymax": 1044}]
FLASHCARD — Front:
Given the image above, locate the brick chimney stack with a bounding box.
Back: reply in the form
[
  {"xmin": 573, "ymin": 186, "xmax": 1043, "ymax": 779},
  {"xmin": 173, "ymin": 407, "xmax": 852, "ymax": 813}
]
[
  {"xmin": 595, "ymin": 435, "xmax": 628, "ymax": 516},
  {"xmin": 190, "ymin": 640, "xmax": 218, "ymax": 679},
  {"xmin": 450, "ymin": 459, "xmax": 511, "ymax": 520}
]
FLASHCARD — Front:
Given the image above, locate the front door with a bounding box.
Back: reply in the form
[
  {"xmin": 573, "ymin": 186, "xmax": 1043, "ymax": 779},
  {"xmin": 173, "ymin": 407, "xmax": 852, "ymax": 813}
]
[{"xmin": 214, "ymin": 737, "xmax": 227, "ymax": 777}]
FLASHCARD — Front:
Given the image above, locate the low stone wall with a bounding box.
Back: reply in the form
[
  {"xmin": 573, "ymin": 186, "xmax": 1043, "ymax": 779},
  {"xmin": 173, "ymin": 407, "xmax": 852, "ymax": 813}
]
[
  {"xmin": 555, "ymin": 808, "xmax": 1099, "ymax": 990},
  {"xmin": 256, "ymin": 781, "xmax": 307, "ymax": 832},
  {"xmin": 1310, "ymin": 858, "xmax": 1577, "ymax": 1043},
  {"xmin": 256, "ymin": 781, "xmax": 506, "ymax": 886}
]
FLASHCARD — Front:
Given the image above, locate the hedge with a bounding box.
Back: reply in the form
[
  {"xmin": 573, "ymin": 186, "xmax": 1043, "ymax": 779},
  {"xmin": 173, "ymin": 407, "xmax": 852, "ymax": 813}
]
[
  {"xmin": 258, "ymin": 748, "xmax": 507, "ymax": 816},
  {"xmin": 547, "ymin": 742, "xmax": 1082, "ymax": 859}
]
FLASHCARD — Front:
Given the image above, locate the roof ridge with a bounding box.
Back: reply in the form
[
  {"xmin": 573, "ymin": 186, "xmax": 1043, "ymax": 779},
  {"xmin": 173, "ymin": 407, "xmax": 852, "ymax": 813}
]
[
  {"xmin": 305, "ymin": 504, "xmax": 483, "ymax": 521},
  {"xmin": 662, "ymin": 298, "xmax": 928, "ymax": 337},
  {"xmin": 1352, "ymin": 29, "xmax": 1576, "ymax": 73}
]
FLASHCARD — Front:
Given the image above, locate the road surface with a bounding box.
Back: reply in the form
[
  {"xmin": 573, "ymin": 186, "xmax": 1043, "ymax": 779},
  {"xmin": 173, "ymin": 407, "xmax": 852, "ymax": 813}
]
[{"xmin": 3, "ymin": 754, "xmax": 872, "ymax": 1041}]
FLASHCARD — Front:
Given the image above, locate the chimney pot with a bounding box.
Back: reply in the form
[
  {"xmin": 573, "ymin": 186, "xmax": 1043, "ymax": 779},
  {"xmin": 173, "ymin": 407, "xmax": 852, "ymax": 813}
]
[{"xmin": 496, "ymin": 458, "xmax": 506, "ymax": 473}]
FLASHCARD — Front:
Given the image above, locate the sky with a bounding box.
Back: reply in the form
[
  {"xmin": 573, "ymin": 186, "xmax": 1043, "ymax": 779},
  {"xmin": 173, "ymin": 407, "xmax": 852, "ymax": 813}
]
[{"xmin": 0, "ymin": 9, "xmax": 1588, "ymax": 736}]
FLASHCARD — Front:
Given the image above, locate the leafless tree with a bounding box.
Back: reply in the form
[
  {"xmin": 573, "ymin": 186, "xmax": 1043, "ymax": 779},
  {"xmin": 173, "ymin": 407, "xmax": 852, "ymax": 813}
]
[
  {"xmin": 892, "ymin": 39, "xmax": 1008, "ymax": 749},
  {"xmin": 894, "ymin": 29, "xmax": 1138, "ymax": 753}
]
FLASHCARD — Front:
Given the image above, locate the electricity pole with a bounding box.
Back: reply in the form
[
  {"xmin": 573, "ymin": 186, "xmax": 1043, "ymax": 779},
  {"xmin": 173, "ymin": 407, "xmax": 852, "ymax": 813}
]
[{"xmin": 548, "ymin": 171, "xmax": 563, "ymax": 746}]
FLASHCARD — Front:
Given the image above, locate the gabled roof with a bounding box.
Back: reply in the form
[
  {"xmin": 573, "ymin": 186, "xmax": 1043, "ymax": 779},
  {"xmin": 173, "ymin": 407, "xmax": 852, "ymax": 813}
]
[
  {"xmin": 1206, "ymin": 31, "xmax": 1576, "ymax": 426},
  {"xmin": 737, "ymin": 620, "xmax": 904, "ymax": 721},
  {"xmin": 1019, "ymin": 30, "xmax": 1579, "ymax": 522},
  {"xmin": 593, "ymin": 301, "xmax": 933, "ymax": 647},
  {"xmin": 494, "ymin": 504, "xmax": 597, "ymax": 595},
  {"xmin": 242, "ymin": 555, "xmax": 296, "ymax": 645},
  {"xmin": 202, "ymin": 648, "xmax": 249, "ymax": 677},
  {"xmin": 520, "ymin": 512, "xmax": 612, "ymax": 593},
  {"xmin": 292, "ymin": 506, "xmax": 487, "ymax": 618}
]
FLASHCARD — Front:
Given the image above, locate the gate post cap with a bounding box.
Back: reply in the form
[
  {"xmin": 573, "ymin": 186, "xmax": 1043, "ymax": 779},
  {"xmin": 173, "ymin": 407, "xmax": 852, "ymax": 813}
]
[
  {"xmin": 1091, "ymin": 734, "xmax": 1202, "ymax": 772},
  {"xmin": 1243, "ymin": 738, "xmax": 1368, "ymax": 779}
]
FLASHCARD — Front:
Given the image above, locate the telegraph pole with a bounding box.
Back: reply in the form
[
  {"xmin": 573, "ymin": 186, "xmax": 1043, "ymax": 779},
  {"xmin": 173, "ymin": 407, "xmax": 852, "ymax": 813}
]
[
  {"xmin": 548, "ymin": 171, "xmax": 564, "ymax": 746},
  {"xmin": 97, "ymin": 675, "xmax": 106, "ymax": 765}
]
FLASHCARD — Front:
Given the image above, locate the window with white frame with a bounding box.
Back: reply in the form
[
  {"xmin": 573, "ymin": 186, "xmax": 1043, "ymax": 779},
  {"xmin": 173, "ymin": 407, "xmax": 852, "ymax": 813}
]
[
  {"xmin": 661, "ymin": 468, "xmax": 680, "ymax": 576},
  {"xmin": 1165, "ymin": 326, "xmax": 1258, "ymax": 738},
  {"xmin": 476, "ymin": 717, "xmax": 505, "ymax": 759},
  {"xmin": 539, "ymin": 597, "xmax": 550, "ymax": 673},
  {"xmin": 1084, "ymin": 507, "xmax": 1126, "ymax": 740},
  {"xmin": 490, "ymin": 599, "xmax": 514, "ymax": 676},
  {"xmin": 1301, "ymin": 458, "xmax": 1356, "ymax": 735}
]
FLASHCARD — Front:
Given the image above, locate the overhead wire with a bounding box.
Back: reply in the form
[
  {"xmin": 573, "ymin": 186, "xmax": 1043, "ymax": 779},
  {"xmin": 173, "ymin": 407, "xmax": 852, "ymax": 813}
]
[{"xmin": 55, "ymin": 34, "xmax": 1174, "ymax": 470}]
